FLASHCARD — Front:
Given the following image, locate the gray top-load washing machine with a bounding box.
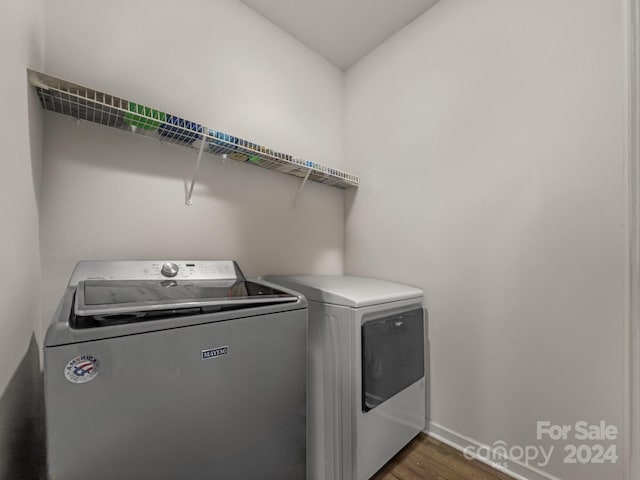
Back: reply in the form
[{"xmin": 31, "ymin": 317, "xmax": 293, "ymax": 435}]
[
  {"xmin": 44, "ymin": 260, "xmax": 307, "ymax": 480},
  {"xmin": 264, "ymin": 275, "xmax": 426, "ymax": 480}
]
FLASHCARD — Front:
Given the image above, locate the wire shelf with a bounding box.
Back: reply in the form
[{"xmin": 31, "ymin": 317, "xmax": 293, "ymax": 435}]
[{"xmin": 29, "ymin": 70, "xmax": 359, "ymax": 189}]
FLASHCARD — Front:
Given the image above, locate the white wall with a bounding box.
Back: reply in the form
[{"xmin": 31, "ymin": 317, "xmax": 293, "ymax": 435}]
[
  {"xmin": 345, "ymin": 1, "xmax": 626, "ymax": 479},
  {"xmin": 40, "ymin": 0, "xmax": 346, "ymax": 321},
  {"xmin": 0, "ymin": 0, "xmax": 45, "ymax": 478}
]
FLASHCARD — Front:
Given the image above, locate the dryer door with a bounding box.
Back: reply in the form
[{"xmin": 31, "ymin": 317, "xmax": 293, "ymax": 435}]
[{"xmin": 361, "ymin": 308, "xmax": 424, "ymax": 411}]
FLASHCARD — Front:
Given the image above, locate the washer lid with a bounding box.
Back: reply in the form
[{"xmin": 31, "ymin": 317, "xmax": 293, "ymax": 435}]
[
  {"xmin": 263, "ymin": 275, "xmax": 422, "ymax": 307},
  {"xmin": 72, "ymin": 279, "xmax": 298, "ymax": 328},
  {"xmin": 75, "ymin": 279, "xmax": 298, "ymax": 315}
]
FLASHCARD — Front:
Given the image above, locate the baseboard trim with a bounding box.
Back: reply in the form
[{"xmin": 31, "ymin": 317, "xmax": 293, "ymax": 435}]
[{"xmin": 425, "ymin": 422, "xmax": 563, "ymax": 480}]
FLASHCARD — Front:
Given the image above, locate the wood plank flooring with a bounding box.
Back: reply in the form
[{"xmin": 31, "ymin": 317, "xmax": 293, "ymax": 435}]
[{"xmin": 372, "ymin": 434, "xmax": 515, "ymax": 480}]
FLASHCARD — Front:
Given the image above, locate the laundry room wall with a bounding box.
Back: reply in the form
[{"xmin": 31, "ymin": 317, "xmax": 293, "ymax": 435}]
[
  {"xmin": 344, "ymin": 1, "xmax": 626, "ymax": 480},
  {"xmin": 39, "ymin": 0, "xmax": 346, "ymax": 322},
  {"xmin": 0, "ymin": 0, "xmax": 46, "ymax": 479}
]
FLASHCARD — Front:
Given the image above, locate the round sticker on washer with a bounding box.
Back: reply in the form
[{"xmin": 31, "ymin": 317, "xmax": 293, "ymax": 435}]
[{"xmin": 64, "ymin": 354, "xmax": 100, "ymax": 383}]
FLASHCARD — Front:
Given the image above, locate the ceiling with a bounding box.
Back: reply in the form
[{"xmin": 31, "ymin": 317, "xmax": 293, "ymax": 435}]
[{"xmin": 240, "ymin": 0, "xmax": 440, "ymax": 70}]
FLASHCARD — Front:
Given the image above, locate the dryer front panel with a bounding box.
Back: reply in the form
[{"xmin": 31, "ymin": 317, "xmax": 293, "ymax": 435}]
[
  {"xmin": 362, "ymin": 308, "xmax": 425, "ymax": 411},
  {"xmin": 354, "ymin": 300, "xmax": 426, "ymax": 480}
]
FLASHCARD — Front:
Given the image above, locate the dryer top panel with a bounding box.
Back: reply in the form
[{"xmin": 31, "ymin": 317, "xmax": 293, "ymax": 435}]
[{"xmin": 263, "ymin": 275, "xmax": 423, "ymax": 308}]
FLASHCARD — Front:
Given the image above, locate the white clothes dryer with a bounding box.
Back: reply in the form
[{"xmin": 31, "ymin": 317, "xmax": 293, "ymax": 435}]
[{"xmin": 264, "ymin": 275, "xmax": 426, "ymax": 480}]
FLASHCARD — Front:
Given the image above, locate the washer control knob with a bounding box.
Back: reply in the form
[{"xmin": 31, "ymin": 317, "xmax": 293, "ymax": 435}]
[{"xmin": 161, "ymin": 262, "xmax": 179, "ymax": 278}]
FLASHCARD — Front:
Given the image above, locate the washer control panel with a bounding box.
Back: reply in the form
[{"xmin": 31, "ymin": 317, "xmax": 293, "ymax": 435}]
[{"xmin": 68, "ymin": 261, "xmax": 239, "ymax": 285}]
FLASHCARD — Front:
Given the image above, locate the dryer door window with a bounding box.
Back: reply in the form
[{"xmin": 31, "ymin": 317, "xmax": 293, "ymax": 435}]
[{"xmin": 362, "ymin": 308, "xmax": 424, "ymax": 412}]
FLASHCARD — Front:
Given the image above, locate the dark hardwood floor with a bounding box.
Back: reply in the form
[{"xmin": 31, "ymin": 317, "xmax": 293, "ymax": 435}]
[{"xmin": 372, "ymin": 434, "xmax": 515, "ymax": 480}]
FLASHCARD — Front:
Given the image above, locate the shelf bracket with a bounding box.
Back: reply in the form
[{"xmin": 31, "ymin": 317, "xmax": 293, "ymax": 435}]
[
  {"xmin": 292, "ymin": 168, "xmax": 312, "ymax": 207},
  {"xmin": 185, "ymin": 136, "xmax": 207, "ymax": 206}
]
